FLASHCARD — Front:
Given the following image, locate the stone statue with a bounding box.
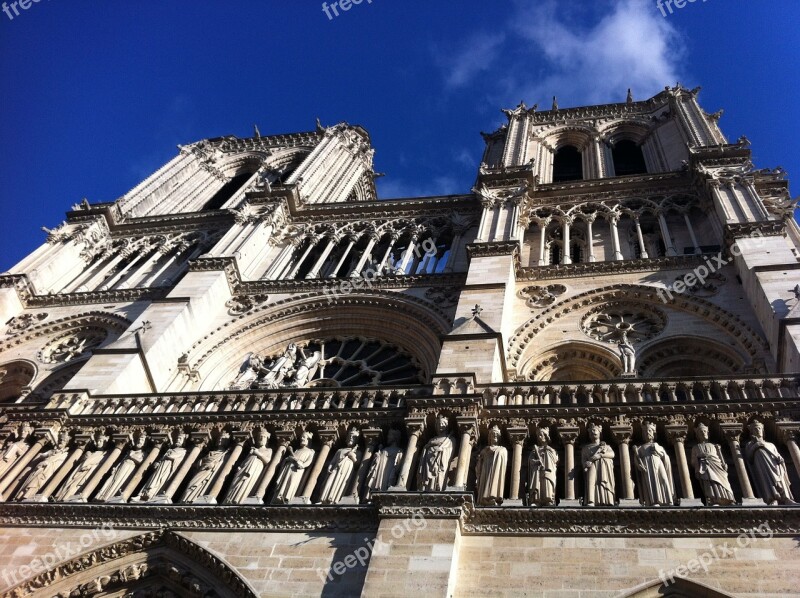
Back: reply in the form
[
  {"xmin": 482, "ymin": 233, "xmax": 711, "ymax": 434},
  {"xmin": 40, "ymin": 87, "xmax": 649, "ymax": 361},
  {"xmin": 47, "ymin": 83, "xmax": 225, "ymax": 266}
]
[
  {"xmin": 744, "ymin": 419, "xmax": 795, "ymax": 505},
  {"xmin": 319, "ymin": 428, "xmax": 362, "ymax": 504},
  {"xmin": 416, "ymin": 412, "xmax": 456, "ymax": 492},
  {"xmin": 581, "ymin": 423, "xmax": 616, "ymax": 506},
  {"xmin": 56, "ymin": 430, "xmax": 109, "ymax": 501},
  {"xmin": 261, "ymin": 343, "xmax": 298, "ymax": 388},
  {"xmin": 272, "ymin": 432, "xmax": 315, "ymax": 504},
  {"xmin": 475, "ymin": 425, "xmax": 508, "ymax": 505},
  {"xmin": 364, "ymin": 429, "xmax": 404, "ymax": 501},
  {"xmin": 288, "ymin": 349, "xmax": 322, "ymax": 388},
  {"xmin": 528, "ymin": 426, "xmax": 558, "ymax": 506},
  {"xmin": 618, "ymin": 332, "xmax": 636, "ymax": 374},
  {"xmin": 633, "ymin": 421, "xmax": 675, "ymax": 506},
  {"xmin": 95, "ymin": 432, "xmax": 147, "ymax": 501},
  {"xmin": 229, "ymin": 353, "xmax": 264, "ymax": 390},
  {"xmin": 136, "ymin": 428, "xmax": 187, "ymax": 502},
  {"xmin": 0, "ymin": 422, "xmax": 33, "ymax": 480},
  {"xmin": 690, "ymin": 422, "xmax": 735, "ymax": 505},
  {"xmin": 15, "ymin": 430, "xmax": 71, "ymax": 501},
  {"xmin": 224, "ymin": 427, "xmax": 273, "ymax": 504},
  {"xmin": 180, "ymin": 433, "xmax": 231, "ymax": 503}
]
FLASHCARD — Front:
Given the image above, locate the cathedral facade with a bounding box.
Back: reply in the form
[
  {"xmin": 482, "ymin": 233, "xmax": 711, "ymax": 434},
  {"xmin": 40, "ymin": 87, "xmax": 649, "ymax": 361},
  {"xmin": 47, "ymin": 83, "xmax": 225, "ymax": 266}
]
[{"xmin": 0, "ymin": 85, "xmax": 798, "ymax": 597}]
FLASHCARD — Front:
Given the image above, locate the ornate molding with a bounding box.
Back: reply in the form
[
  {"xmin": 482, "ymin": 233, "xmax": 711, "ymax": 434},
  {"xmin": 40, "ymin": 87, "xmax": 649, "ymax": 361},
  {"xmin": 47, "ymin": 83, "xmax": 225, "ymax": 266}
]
[
  {"xmin": 466, "ymin": 241, "xmax": 519, "ymax": 258},
  {"xmin": 517, "ymin": 254, "xmax": 711, "ymax": 281}
]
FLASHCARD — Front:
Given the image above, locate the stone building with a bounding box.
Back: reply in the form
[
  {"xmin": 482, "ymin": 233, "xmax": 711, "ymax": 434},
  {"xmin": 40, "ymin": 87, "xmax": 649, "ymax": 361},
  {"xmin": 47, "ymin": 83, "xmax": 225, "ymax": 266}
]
[{"xmin": 0, "ymin": 85, "xmax": 799, "ymax": 597}]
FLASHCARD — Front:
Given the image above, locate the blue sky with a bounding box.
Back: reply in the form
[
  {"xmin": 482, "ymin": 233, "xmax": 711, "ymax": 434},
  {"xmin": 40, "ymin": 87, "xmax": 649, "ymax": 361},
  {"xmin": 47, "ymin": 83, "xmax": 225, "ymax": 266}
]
[{"xmin": 1, "ymin": 0, "xmax": 798, "ymax": 270}]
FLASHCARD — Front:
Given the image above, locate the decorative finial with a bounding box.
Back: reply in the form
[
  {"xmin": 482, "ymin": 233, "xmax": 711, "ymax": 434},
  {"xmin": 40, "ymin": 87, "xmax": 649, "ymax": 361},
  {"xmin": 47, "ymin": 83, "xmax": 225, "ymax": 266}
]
[
  {"xmin": 552, "ymin": 96, "xmax": 558, "ymax": 111},
  {"xmin": 253, "ymin": 124, "xmax": 261, "ymax": 138},
  {"xmin": 316, "ymin": 117, "xmax": 325, "ymax": 132},
  {"xmin": 792, "ymin": 284, "xmax": 800, "ymax": 300},
  {"xmin": 471, "ymin": 304, "xmax": 483, "ymax": 318},
  {"xmin": 626, "ymin": 88, "xmax": 633, "ymax": 104}
]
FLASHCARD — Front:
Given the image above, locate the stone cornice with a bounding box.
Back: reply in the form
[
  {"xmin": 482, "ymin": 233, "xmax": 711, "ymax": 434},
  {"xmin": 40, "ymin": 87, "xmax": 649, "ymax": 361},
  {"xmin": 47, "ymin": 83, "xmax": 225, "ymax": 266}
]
[
  {"xmin": 466, "ymin": 241, "xmax": 520, "ymax": 258},
  {"xmin": 516, "ymin": 254, "xmax": 711, "ymax": 281},
  {"xmin": 532, "ymin": 172, "xmax": 689, "ymax": 199},
  {"xmin": 285, "ymin": 194, "xmax": 479, "ymax": 221},
  {"xmin": 0, "ymin": 504, "xmax": 378, "ymax": 532},
  {"xmin": 238, "ymin": 272, "xmax": 468, "ymax": 295},
  {"xmin": 462, "ymin": 505, "xmax": 800, "ymax": 536}
]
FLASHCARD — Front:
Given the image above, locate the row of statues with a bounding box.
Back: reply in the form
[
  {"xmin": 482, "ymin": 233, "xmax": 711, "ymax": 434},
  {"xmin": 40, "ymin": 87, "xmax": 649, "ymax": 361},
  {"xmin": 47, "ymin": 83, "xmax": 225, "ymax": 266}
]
[{"xmin": 0, "ymin": 417, "xmax": 795, "ymax": 507}]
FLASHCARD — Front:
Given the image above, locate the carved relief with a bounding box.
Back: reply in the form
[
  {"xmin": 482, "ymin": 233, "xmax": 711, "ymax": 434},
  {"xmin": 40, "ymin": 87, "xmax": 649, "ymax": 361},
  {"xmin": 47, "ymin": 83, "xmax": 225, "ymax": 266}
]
[
  {"xmin": 318, "ymin": 427, "xmax": 361, "ymax": 504},
  {"xmin": 528, "ymin": 426, "xmax": 558, "ymax": 506},
  {"xmin": 225, "ymin": 294, "xmax": 270, "ymax": 316},
  {"xmin": 37, "ymin": 329, "xmax": 108, "ymax": 364},
  {"xmin": 5, "ymin": 312, "xmax": 48, "ymax": 335},
  {"xmin": 518, "ymin": 284, "xmax": 567, "ymax": 308}
]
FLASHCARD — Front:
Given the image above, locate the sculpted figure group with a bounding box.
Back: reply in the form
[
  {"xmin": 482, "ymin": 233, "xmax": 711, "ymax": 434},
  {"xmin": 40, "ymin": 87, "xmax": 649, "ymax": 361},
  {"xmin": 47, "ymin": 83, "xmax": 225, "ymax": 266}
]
[
  {"xmin": 0, "ymin": 415, "xmax": 796, "ymax": 509},
  {"xmin": 229, "ymin": 343, "xmax": 323, "ymax": 390}
]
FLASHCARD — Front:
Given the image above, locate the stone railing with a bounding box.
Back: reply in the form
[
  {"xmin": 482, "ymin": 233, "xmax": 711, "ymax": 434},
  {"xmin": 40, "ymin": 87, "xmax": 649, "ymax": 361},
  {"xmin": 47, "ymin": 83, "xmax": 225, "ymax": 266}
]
[
  {"xmin": 475, "ymin": 375, "xmax": 799, "ymax": 406},
  {"xmin": 49, "ymin": 387, "xmax": 417, "ymax": 416}
]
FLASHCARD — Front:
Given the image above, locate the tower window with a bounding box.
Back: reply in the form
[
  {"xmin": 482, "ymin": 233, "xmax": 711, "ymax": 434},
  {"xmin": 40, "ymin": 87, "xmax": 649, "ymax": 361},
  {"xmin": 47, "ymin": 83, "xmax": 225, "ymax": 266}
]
[
  {"xmin": 612, "ymin": 140, "xmax": 647, "ymax": 176},
  {"xmin": 202, "ymin": 172, "xmax": 252, "ymax": 211},
  {"xmin": 553, "ymin": 146, "xmax": 583, "ymax": 182}
]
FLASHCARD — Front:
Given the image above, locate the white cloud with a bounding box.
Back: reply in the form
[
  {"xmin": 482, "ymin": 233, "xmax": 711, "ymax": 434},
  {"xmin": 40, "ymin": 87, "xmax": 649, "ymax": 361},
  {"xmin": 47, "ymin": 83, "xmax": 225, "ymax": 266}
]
[
  {"xmin": 441, "ymin": 0, "xmax": 684, "ymax": 107},
  {"xmin": 439, "ymin": 32, "xmax": 506, "ymax": 89},
  {"xmin": 377, "ymin": 175, "xmax": 463, "ymax": 199}
]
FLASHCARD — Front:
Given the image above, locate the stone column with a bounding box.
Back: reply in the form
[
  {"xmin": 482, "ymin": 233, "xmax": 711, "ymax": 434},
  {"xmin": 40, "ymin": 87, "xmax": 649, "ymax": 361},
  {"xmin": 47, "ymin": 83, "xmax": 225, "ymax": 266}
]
[
  {"xmin": 476, "ymin": 200, "xmax": 493, "ymax": 242},
  {"xmin": 343, "ymin": 428, "xmax": 380, "ymax": 504},
  {"xmin": 558, "ymin": 426, "xmax": 580, "ymax": 506},
  {"xmin": 657, "ymin": 212, "xmax": 677, "ymax": 256},
  {"xmin": 201, "ymin": 433, "xmax": 246, "ymax": 503},
  {"xmin": 0, "ymin": 429, "xmax": 55, "ymax": 500},
  {"xmin": 666, "ymin": 425, "xmax": 701, "ymax": 506},
  {"xmin": 286, "ymin": 238, "xmax": 318, "ymax": 279},
  {"xmin": 34, "ymin": 433, "xmax": 89, "ymax": 502},
  {"xmin": 328, "ymin": 237, "xmax": 357, "ymax": 278},
  {"xmin": 111, "ymin": 434, "xmax": 167, "ymax": 503},
  {"xmin": 350, "ymin": 236, "xmax": 378, "ymax": 277},
  {"xmin": 683, "ymin": 212, "xmax": 701, "ymax": 254},
  {"xmin": 722, "ymin": 423, "xmax": 764, "ymax": 505},
  {"xmin": 305, "ymin": 237, "xmax": 336, "ymax": 279},
  {"xmin": 246, "ymin": 431, "xmax": 293, "ymax": 504},
  {"xmin": 391, "ymin": 420, "xmax": 424, "ymax": 491},
  {"xmin": 609, "ymin": 215, "xmax": 623, "ymax": 260},
  {"xmin": 396, "ymin": 234, "xmax": 419, "ymax": 274},
  {"xmin": 79, "ymin": 434, "xmax": 129, "ymax": 501},
  {"xmin": 158, "ymin": 432, "xmax": 209, "ymax": 502},
  {"xmin": 777, "ymin": 424, "xmax": 800, "ymax": 481},
  {"xmin": 377, "ymin": 235, "xmax": 399, "ymax": 274},
  {"xmin": 585, "ymin": 216, "xmax": 596, "ymax": 262},
  {"xmin": 633, "ymin": 216, "xmax": 649, "ymax": 259},
  {"xmin": 506, "ymin": 428, "xmax": 527, "ymax": 505},
  {"xmin": 611, "ymin": 425, "xmax": 638, "ymax": 506},
  {"xmin": 561, "ymin": 218, "xmax": 572, "ymax": 264},
  {"xmin": 298, "ymin": 430, "xmax": 337, "ymax": 501},
  {"xmin": 451, "ymin": 420, "xmax": 477, "ymax": 491},
  {"xmin": 538, "ymin": 219, "xmax": 549, "ymax": 265}
]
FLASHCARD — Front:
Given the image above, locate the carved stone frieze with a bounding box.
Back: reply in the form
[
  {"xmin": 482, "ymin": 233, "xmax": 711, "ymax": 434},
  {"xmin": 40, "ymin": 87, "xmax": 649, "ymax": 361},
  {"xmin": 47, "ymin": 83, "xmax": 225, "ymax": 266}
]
[
  {"xmin": 518, "ymin": 284, "xmax": 567, "ymax": 308},
  {"xmin": 4, "ymin": 312, "xmax": 48, "ymax": 335}
]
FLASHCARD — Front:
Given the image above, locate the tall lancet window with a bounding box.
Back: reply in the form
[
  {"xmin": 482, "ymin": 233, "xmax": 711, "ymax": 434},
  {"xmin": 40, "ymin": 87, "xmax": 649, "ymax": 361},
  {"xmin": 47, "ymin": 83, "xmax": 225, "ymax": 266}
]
[{"xmin": 553, "ymin": 145, "xmax": 583, "ymax": 182}]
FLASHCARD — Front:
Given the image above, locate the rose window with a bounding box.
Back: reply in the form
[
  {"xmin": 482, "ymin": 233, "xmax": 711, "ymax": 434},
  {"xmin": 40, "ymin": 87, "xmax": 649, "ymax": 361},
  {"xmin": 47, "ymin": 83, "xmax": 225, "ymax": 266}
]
[
  {"xmin": 38, "ymin": 328, "xmax": 108, "ymax": 364},
  {"xmin": 229, "ymin": 337, "xmax": 424, "ymax": 390},
  {"xmin": 580, "ymin": 303, "xmax": 666, "ymax": 343}
]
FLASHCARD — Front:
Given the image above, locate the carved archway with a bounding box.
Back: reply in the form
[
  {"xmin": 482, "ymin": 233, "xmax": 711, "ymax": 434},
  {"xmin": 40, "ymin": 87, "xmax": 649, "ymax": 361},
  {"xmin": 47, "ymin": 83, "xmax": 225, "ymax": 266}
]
[
  {"xmin": 509, "ymin": 284, "xmax": 768, "ymax": 374},
  {"xmin": 637, "ymin": 336, "xmax": 746, "ymax": 377},
  {"xmin": 178, "ymin": 291, "xmax": 451, "ymax": 392},
  {"xmin": 4, "ymin": 530, "xmax": 258, "ymax": 598},
  {"xmin": 520, "ymin": 341, "xmax": 622, "ymax": 381}
]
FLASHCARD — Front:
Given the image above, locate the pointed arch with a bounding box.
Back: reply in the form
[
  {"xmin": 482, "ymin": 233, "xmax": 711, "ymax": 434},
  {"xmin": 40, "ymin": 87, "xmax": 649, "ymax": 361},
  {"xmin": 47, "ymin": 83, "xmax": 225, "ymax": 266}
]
[
  {"xmin": 4, "ymin": 530, "xmax": 258, "ymax": 598},
  {"xmin": 508, "ymin": 284, "xmax": 769, "ymax": 374},
  {"xmin": 177, "ymin": 291, "xmax": 452, "ymax": 391}
]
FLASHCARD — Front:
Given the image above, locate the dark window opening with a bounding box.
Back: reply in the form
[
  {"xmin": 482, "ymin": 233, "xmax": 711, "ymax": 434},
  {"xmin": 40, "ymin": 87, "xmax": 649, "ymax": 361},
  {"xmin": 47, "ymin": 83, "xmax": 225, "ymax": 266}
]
[
  {"xmin": 553, "ymin": 146, "xmax": 583, "ymax": 182},
  {"xmin": 612, "ymin": 140, "xmax": 647, "ymax": 176},
  {"xmin": 202, "ymin": 172, "xmax": 252, "ymax": 211}
]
